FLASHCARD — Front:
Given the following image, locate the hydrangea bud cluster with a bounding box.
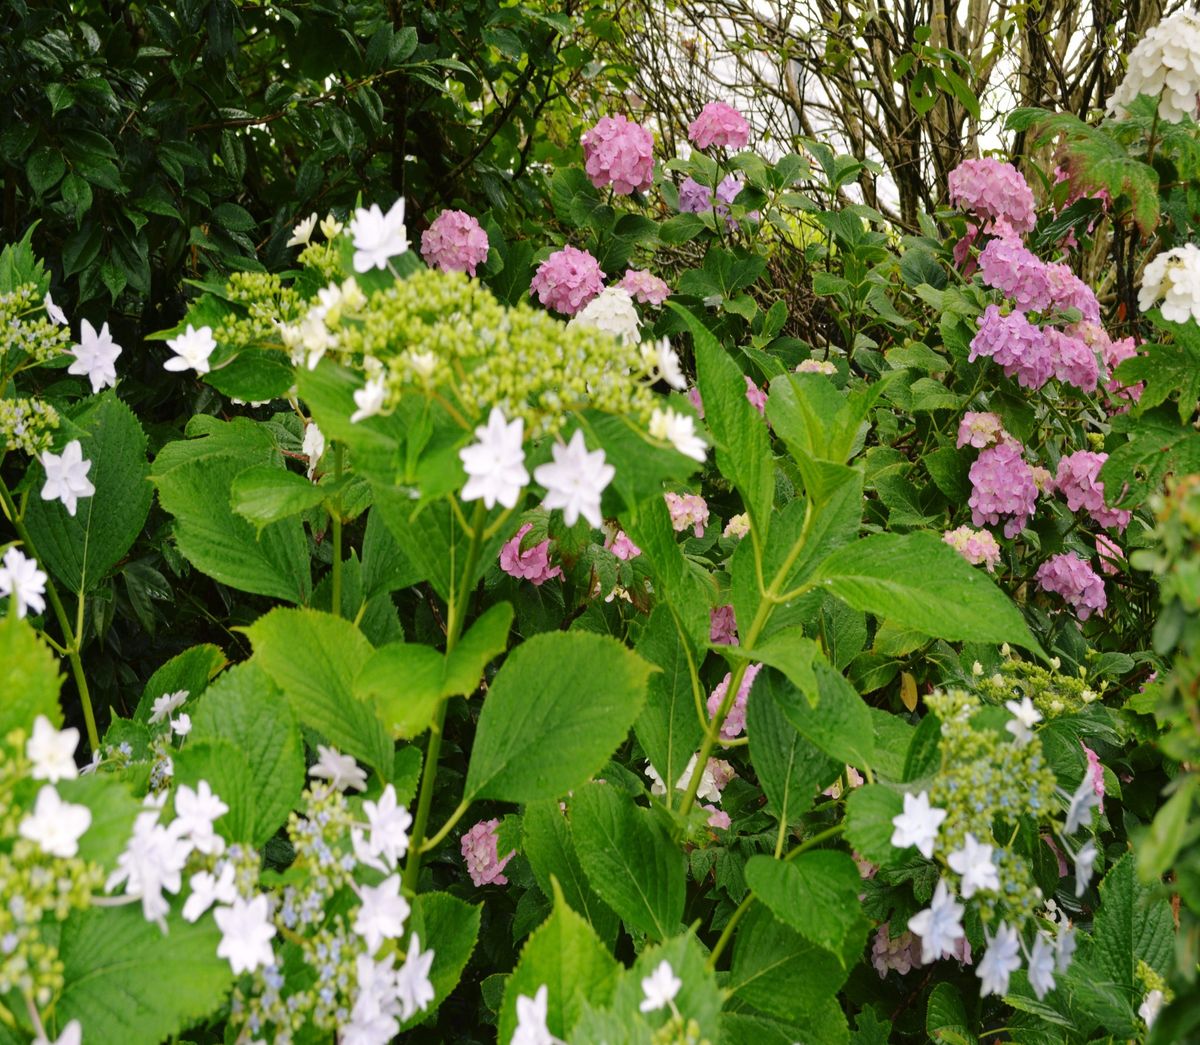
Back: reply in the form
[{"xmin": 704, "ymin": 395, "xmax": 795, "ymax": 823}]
[
  {"xmin": 0, "ymin": 396, "xmax": 60, "ymax": 455},
  {"xmin": 1036, "ymin": 552, "xmax": 1107, "ymax": 619},
  {"xmin": 580, "ymin": 115, "xmax": 656, "ymax": 195},
  {"xmin": 1054, "ymin": 451, "xmax": 1131, "ymax": 530},
  {"xmin": 967, "ymin": 441, "xmax": 1040, "ymax": 538},
  {"xmin": 1138, "ymin": 244, "xmax": 1200, "ymax": 324},
  {"xmin": 0, "ymin": 284, "xmax": 73, "ymax": 371},
  {"xmin": 947, "ymin": 159, "xmax": 1037, "ymax": 236},
  {"xmin": 529, "ymin": 245, "xmax": 606, "ymax": 315},
  {"xmin": 419, "ymin": 209, "xmax": 491, "ymax": 276},
  {"xmin": 1107, "ymin": 9, "xmax": 1200, "ymax": 123},
  {"xmin": 973, "ymin": 657, "xmax": 1103, "ymax": 719}
]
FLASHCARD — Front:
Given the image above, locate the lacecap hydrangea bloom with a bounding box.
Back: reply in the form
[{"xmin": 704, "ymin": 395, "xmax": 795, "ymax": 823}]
[
  {"xmin": 529, "ymin": 246, "xmax": 606, "ymax": 316},
  {"xmin": 687, "ymin": 101, "xmax": 750, "ymax": 150},
  {"xmin": 1036, "ymin": 552, "xmax": 1106, "ymax": 619},
  {"xmin": 947, "ymin": 158, "xmax": 1037, "ymax": 236},
  {"xmin": 943, "ymin": 526, "xmax": 1002, "ymax": 571},
  {"xmin": 1107, "ymin": 9, "xmax": 1200, "ymax": 123},
  {"xmin": 419, "ymin": 209, "xmax": 490, "ymax": 276},
  {"xmin": 968, "ymin": 442, "xmax": 1040, "ymax": 538},
  {"xmin": 1138, "ymin": 244, "xmax": 1200, "ymax": 324},
  {"xmin": 1054, "ymin": 451, "xmax": 1132, "ymax": 530},
  {"xmin": 580, "ymin": 114, "xmax": 655, "ymax": 195}
]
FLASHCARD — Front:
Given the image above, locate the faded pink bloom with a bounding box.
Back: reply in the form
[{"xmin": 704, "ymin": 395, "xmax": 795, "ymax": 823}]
[
  {"xmin": 665, "ymin": 492, "xmax": 709, "ymax": 537},
  {"xmin": 710, "ymin": 605, "xmax": 738, "ymax": 645},
  {"xmin": 1095, "ymin": 533, "xmax": 1125, "ymax": 576},
  {"xmin": 969, "ymin": 442, "xmax": 1039, "ymax": 538},
  {"xmin": 943, "ymin": 526, "xmax": 1002, "ymax": 572},
  {"xmin": 619, "ymin": 269, "xmax": 671, "ymax": 306},
  {"xmin": 581, "ymin": 114, "xmax": 655, "ymax": 195},
  {"xmin": 461, "ymin": 818, "xmax": 515, "ymax": 886},
  {"xmin": 607, "ymin": 530, "xmax": 642, "ymax": 561},
  {"xmin": 708, "ymin": 758, "xmax": 737, "ymax": 791},
  {"xmin": 499, "ymin": 523, "xmax": 562, "ymax": 585},
  {"xmin": 1054, "ymin": 451, "xmax": 1131, "ymax": 531},
  {"xmin": 947, "ymin": 158, "xmax": 1037, "ymax": 236},
  {"xmin": 853, "ymin": 851, "xmax": 878, "ymax": 880},
  {"xmin": 872, "ymin": 921, "xmax": 923, "ymax": 977},
  {"xmin": 707, "ymin": 663, "xmax": 763, "ymax": 740},
  {"xmin": 419, "ymin": 209, "xmax": 490, "ymax": 276},
  {"xmin": 744, "ymin": 375, "xmax": 768, "ymax": 415},
  {"xmin": 1081, "ymin": 742, "xmax": 1105, "ymax": 810},
  {"xmin": 956, "ymin": 412, "xmax": 1006, "ymax": 449},
  {"xmin": 687, "ymin": 101, "xmax": 750, "ymax": 150},
  {"xmin": 703, "ymin": 805, "xmax": 731, "ymax": 829},
  {"xmin": 1036, "ymin": 552, "xmax": 1106, "ymax": 620},
  {"xmin": 796, "ymin": 358, "xmax": 837, "ymax": 375},
  {"xmin": 529, "ymin": 246, "xmax": 605, "ymax": 315}
]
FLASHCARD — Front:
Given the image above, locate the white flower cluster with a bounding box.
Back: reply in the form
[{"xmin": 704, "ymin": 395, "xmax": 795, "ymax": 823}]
[
  {"xmin": 1107, "ymin": 9, "xmax": 1200, "ymax": 123},
  {"xmin": 1138, "ymin": 243, "xmax": 1200, "ymax": 324},
  {"xmin": 567, "ymin": 286, "xmax": 642, "ymax": 345}
]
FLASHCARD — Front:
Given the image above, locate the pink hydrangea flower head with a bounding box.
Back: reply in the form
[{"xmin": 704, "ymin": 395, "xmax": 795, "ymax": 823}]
[
  {"xmin": 956, "ymin": 411, "xmax": 1006, "ymax": 449},
  {"xmin": 619, "ymin": 268, "xmax": 671, "ymax": 306},
  {"xmin": 744, "ymin": 375, "xmax": 768, "ymax": 415},
  {"xmin": 943, "ymin": 525, "xmax": 1002, "ymax": 572},
  {"xmin": 1095, "ymin": 533, "xmax": 1125, "ymax": 575},
  {"xmin": 499, "ymin": 523, "xmax": 563, "ymax": 585},
  {"xmin": 1045, "ymin": 328, "xmax": 1100, "ymax": 393},
  {"xmin": 1054, "ymin": 451, "xmax": 1131, "ymax": 530},
  {"xmin": 1081, "ymin": 742, "xmax": 1105, "ymax": 810},
  {"xmin": 419, "ymin": 209, "xmax": 490, "ymax": 276},
  {"xmin": 1044, "ymin": 262, "xmax": 1101, "ymax": 323},
  {"xmin": 1036, "ymin": 552, "xmax": 1107, "ymax": 619},
  {"xmin": 1102, "ymin": 335, "xmax": 1143, "ymax": 405},
  {"xmin": 872, "ymin": 921, "xmax": 923, "ymax": 978},
  {"xmin": 678, "ymin": 176, "xmax": 713, "ymax": 215},
  {"xmin": 968, "ymin": 442, "xmax": 1039, "ymax": 538},
  {"xmin": 947, "ymin": 158, "xmax": 1037, "ymax": 236},
  {"xmin": 529, "ymin": 246, "xmax": 606, "ymax": 315},
  {"xmin": 703, "ymin": 805, "xmax": 731, "ymax": 830},
  {"xmin": 461, "ymin": 818, "xmax": 515, "ymax": 886},
  {"xmin": 706, "ymin": 663, "xmax": 763, "ymax": 741},
  {"xmin": 971, "ymin": 305, "xmax": 1054, "ymax": 389},
  {"xmin": 607, "ymin": 529, "xmax": 642, "ymax": 561},
  {"xmin": 687, "ymin": 102, "xmax": 751, "ymax": 150},
  {"xmin": 665, "ymin": 492, "xmax": 709, "ymax": 537},
  {"xmin": 978, "ymin": 237, "xmax": 1052, "ymax": 312},
  {"xmin": 710, "ymin": 604, "xmax": 738, "ymax": 645},
  {"xmin": 580, "ymin": 114, "xmax": 655, "ymax": 195},
  {"xmin": 708, "ymin": 758, "xmax": 737, "ymax": 792}
]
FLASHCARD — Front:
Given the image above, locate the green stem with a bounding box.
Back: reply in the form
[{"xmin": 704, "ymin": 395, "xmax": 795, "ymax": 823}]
[
  {"xmin": 330, "ymin": 443, "xmax": 345, "ymax": 617},
  {"xmin": 0, "ymin": 474, "xmax": 99, "ymax": 750},
  {"xmin": 402, "ymin": 499, "xmax": 487, "ymax": 894}
]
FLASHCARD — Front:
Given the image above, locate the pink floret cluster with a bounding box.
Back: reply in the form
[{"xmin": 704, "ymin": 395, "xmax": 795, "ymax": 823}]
[
  {"xmin": 678, "ymin": 176, "xmax": 712, "ymax": 214},
  {"xmin": 942, "ymin": 525, "xmax": 1002, "ymax": 572},
  {"xmin": 710, "ymin": 604, "xmax": 738, "ymax": 645},
  {"xmin": 1054, "ymin": 451, "xmax": 1131, "ymax": 530},
  {"xmin": 744, "ymin": 375, "xmax": 768, "ymax": 415},
  {"xmin": 1045, "ymin": 262, "xmax": 1101, "ymax": 323},
  {"xmin": 978, "ymin": 237, "xmax": 1052, "ymax": 312},
  {"xmin": 499, "ymin": 524, "xmax": 563, "ymax": 585},
  {"xmin": 529, "ymin": 246, "xmax": 605, "ymax": 315},
  {"xmin": 606, "ymin": 529, "xmax": 642, "ymax": 561},
  {"xmin": 1044, "ymin": 328, "xmax": 1100, "ymax": 392},
  {"xmin": 419, "ymin": 209, "xmax": 490, "ymax": 276},
  {"xmin": 872, "ymin": 922, "xmax": 923, "ymax": 978},
  {"xmin": 581, "ymin": 114, "xmax": 655, "ymax": 195},
  {"xmin": 968, "ymin": 442, "xmax": 1039, "ymax": 538},
  {"xmin": 1036, "ymin": 552, "xmax": 1106, "ymax": 620},
  {"xmin": 707, "ymin": 662, "xmax": 763, "ymax": 741},
  {"xmin": 956, "ymin": 411, "xmax": 1006, "ymax": 449},
  {"xmin": 461, "ymin": 818, "xmax": 515, "ymax": 887},
  {"xmin": 947, "ymin": 158, "xmax": 1037, "ymax": 236},
  {"xmin": 1095, "ymin": 533, "xmax": 1125, "ymax": 575},
  {"xmin": 618, "ymin": 268, "xmax": 671, "ymax": 305},
  {"xmin": 687, "ymin": 101, "xmax": 750, "ymax": 150},
  {"xmin": 665, "ymin": 492, "xmax": 710, "ymax": 537},
  {"xmin": 971, "ymin": 305, "xmax": 1053, "ymax": 389}
]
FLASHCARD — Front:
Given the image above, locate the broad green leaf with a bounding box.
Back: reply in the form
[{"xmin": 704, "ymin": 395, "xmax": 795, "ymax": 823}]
[
  {"xmin": 764, "ymin": 661, "xmax": 875, "ymax": 768},
  {"xmin": 0, "ymin": 613, "xmax": 63, "ymax": 735},
  {"xmin": 464, "ymin": 631, "xmax": 653, "ymax": 803},
  {"xmin": 133, "ymin": 644, "xmax": 227, "ymax": 722},
  {"xmin": 523, "ymin": 799, "xmax": 620, "ymax": 946},
  {"xmin": 1137, "ymin": 777, "xmax": 1198, "ymax": 882},
  {"xmin": 570, "ymin": 782, "xmax": 685, "ymax": 941},
  {"xmin": 583, "ymin": 410, "xmax": 701, "ymax": 511},
  {"xmin": 203, "ymin": 348, "xmax": 294, "ymax": 402},
  {"xmin": 295, "ymin": 360, "xmax": 404, "ymax": 481},
  {"xmin": 735, "ymin": 630, "xmax": 820, "ymax": 704},
  {"xmin": 744, "ymin": 851, "xmax": 863, "ymax": 959},
  {"xmin": 926, "ymin": 981, "xmax": 977, "ymax": 1044},
  {"xmin": 811, "ymin": 532, "xmax": 1039, "ymax": 651},
  {"xmin": 243, "ymin": 608, "xmax": 391, "ymax": 776},
  {"xmin": 56, "ymin": 905, "xmax": 232, "ymax": 1045},
  {"xmin": 24, "ymin": 393, "xmax": 152, "ymax": 593},
  {"xmin": 173, "ymin": 737, "xmax": 256, "ymax": 844},
  {"xmin": 231, "ymin": 465, "xmax": 328, "ymax": 532},
  {"xmin": 400, "ymin": 892, "xmax": 481, "ymax": 1030},
  {"xmin": 634, "ymin": 606, "xmax": 705, "ymax": 799},
  {"xmin": 723, "ymin": 1001, "xmax": 850, "ymax": 1045},
  {"xmin": 1093, "ymin": 854, "xmax": 1174, "ymax": 991},
  {"xmin": 498, "ymin": 888, "xmax": 620, "ymax": 1044},
  {"xmin": 1114, "ymin": 323, "xmax": 1200, "ymax": 422},
  {"xmin": 1101, "ymin": 409, "xmax": 1200, "ymax": 507},
  {"xmin": 361, "ymin": 506, "xmax": 423, "ymax": 596},
  {"xmin": 748, "ymin": 682, "xmax": 839, "ymax": 824},
  {"xmin": 442, "ymin": 601, "xmax": 512, "ymax": 696},
  {"xmin": 607, "ymin": 933, "xmax": 721, "ymax": 1040},
  {"xmin": 151, "ymin": 416, "xmax": 311, "ymax": 603},
  {"xmin": 189, "ymin": 662, "xmax": 305, "ymax": 845},
  {"xmin": 58, "ymin": 775, "xmax": 141, "ymax": 867},
  {"xmin": 354, "ymin": 641, "xmax": 445, "ymax": 739},
  {"xmin": 844, "ymin": 785, "xmax": 905, "ymax": 867}
]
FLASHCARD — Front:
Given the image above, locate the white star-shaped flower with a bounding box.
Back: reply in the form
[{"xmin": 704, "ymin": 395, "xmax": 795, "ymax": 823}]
[
  {"xmin": 907, "ymin": 879, "xmax": 965, "ymax": 964},
  {"xmin": 69, "ymin": 318, "xmax": 122, "ymax": 393},
  {"xmin": 1027, "ymin": 932, "xmax": 1057, "ymax": 1000},
  {"xmin": 353, "ymin": 874, "xmax": 411, "ymax": 955},
  {"xmin": 395, "ymin": 932, "xmax": 435, "ymax": 1021},
  {"xmin": 649, "ymin": 407, "xmax": 707, "ymax": 462},
  {"xmin": 309, "ymin": 745, "xmax": 368, "ymax": 792},
  {"xmin": 1004, "ymin": 696, "xmax": 1042, "ymax": 745},
  {"xmin": 214, "ymin": 894, "xmax": 276, "ymax": 974},
  {"xmin": 946, "ymin": 833, "xmax": 1000, "ymax": 898},
  {"xmin": 0, "ymin": 547, "xmax": 47, "ymax": 619},
  {"xmin": 977, "ymin": 922, "xmax": 1021, "ymax": 997},
  {"xmin": 639, "ymin": 959, "xmax": 682, "ymax": 1013},
  {"xmin": 641, "ymin": 338, "xmax": 687, "ymax": 390},
  {"xmin": 1055, "ymin": 925, "xmax": 1076, "ymax": 973},
  {"xmin": 302, "ymin": 421, "xmax": 325, "ymax": 480},
  {"xmin": 350, "ymin": 199, "xmax": 409, "ymax": 272},
  {"xmin": 350, "ymin": 377, "xmax": 387, "ymax": 424},
  {"xmin": 106, "ymin": 807, "xmax": 191, "ymax": 927},
  {"xmin": 26, "ymin": 715, "xmax": 78, "ymax": 781},
  {"xmin": 182, "ymin": 863, "xmax": 238, "ymax": 922},
  {"xmin": 512, "ymin": 984, "xmax": 564, "ymax": 1045},
  {"xmin": 174, "ymin": 780, "xmax": 228, "ymax": 855},
  {"xmin": 459, "ymin": 408, "xmax": 529, "ymax": 510},
  {"xmin": 362, "ymin": 784, "xmax": 412, "ymax": 869},
  {"xmin": 890, "ymin": 790, "xmax": 947, "ymax": 859},
  {"xmin": 40, "ymin": 440, "xmax": 95, "ymax": 517},
  {"xmin": 171, "ymin": 713, "xmax": 192, "ymax": 737},
  {"xmin": 344, "ymin": 952, "xmax": 401, "ymax": 1043},
  {"xmin": 164, "ymin": 324, "xmax": 217, "ymax": 375},
  {"xmin": 287, "ymin": 212, "xmax": 318, "ymax": 248},
  {"xmin": 44, "ymin": 292, "xmax": 68, "ymax": 326},
  {"xmin": 19, "ymin": 785, "xmax": 91, "ymax": 858},
  {"xmin": 533, "ymin": 429, "xmax": 614, "ymax": 529},
  {"xmin": 321, "ymin": 213, "xmax": 345, "ymax": 240},
  {"xmin": 149, "ymin": 689, "xmax": 188, "ymax": 724}
]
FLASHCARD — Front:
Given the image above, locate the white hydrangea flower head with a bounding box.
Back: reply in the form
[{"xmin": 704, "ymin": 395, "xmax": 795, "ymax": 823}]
[
  {"xmin": 1138, "ymin": 243, "xmax": 1200, "ymax": 324},
  {"xmin": 1107, "ymin": 9, "xmax": 1200, "ymax": 123},
  {"xmin": 566, "ymin": 286, "xmax": 641, "ymax": 345}
]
